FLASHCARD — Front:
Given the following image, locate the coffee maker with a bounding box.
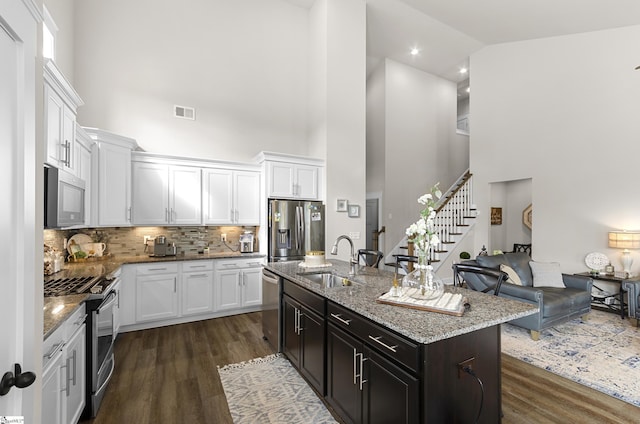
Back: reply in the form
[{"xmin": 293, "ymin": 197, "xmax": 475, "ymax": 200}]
[
  {"xmin": 151, "ymin": 235, "xmax": 177, "ymax": 257},
  {"xmin": 239, "ymin": 231, "xmax": 254, "ymax": 253}
]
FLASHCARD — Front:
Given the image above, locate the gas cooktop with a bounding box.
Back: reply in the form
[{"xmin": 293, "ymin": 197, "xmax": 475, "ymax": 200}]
[{"xmin": 44, "ymin": 276, "xmax": 102, "ymax": 297}]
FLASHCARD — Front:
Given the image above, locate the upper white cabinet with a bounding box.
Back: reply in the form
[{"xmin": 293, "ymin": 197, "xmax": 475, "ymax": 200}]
[
  {"xmin": 43, "ymin": 59, "xmax": 84, "ymax": 174},
  {"xmin": 256, "ymin": 152, "xmax": 324, "ymax": 200},
  {"xmin": 75, "ymin": 127, "xmax": 94, "ymax": 227},
  {"xmin": 131, "ymin": 154, "xmax": 202, "ymax": 225},
  {"xmin": 85, "ymin": 128, "xmax": 138, "ymax": 227},
  {"xmin": 203, "ymin": 168, "xmax": 260, "ymax": 225}
]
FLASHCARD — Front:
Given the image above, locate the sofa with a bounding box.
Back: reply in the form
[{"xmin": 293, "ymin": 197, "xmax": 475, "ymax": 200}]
[
  {"xmin": 455, "ymin": 252, "xmax": 593, "ymax": 340},
  {"xmin": 622, "ymin": 280, "xmax": 640, "ymax": 326}
]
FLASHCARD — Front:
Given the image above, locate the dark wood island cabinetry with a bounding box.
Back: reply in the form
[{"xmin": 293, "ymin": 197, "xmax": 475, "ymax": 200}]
[{"xmin": 267, "ymin": 260, "xmax": 537, "ymax": 424}]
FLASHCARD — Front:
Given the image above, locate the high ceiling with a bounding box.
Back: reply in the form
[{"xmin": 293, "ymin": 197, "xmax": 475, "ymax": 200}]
[{"xmin": 286, "ymin": 0, "xmax": 640, "ymax": 83}]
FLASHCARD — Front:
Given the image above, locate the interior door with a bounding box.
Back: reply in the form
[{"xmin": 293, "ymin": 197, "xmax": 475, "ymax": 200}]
[{"xmin": 0, "ymin": 1, "xmax": 39, "ymax": 419}]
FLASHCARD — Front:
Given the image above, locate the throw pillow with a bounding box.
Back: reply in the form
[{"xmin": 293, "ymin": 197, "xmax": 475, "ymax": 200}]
[
  {"xmin": 529, "ymin": 261, "xmax": 565, "ymax": 288},
  {"xmin": 500, "ymin": 264, "xmax": 523, "ymax": 285}
]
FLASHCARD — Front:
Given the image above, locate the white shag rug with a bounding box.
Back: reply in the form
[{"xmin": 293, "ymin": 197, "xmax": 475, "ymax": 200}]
[
  {"xmin": 502, "ymin": 310, "xmax": 640, "ymax": 407},
  {"xmin": 218, "ymin": 354, "xmax": 338, "ymax": 424}
]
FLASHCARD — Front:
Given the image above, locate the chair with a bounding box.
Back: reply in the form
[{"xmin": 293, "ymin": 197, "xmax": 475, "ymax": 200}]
[
  {"xmin": 393, "ymin": 254, "xmax": 418, "ymax": 275},
  {"xmin": 512, "ymin": 243, "xmax": 532, "ymax": 256},
  {"xmin": 454, "ymin": 252, "xmax": 592, "ymax": 340},
  {"xmin": 357, "ymin": 249, "xmax": 383, "ymax": 268},
  {"xmin": 453, "ymin": 263, "xmax": 509, "ymax": 296},
  {"xmin": 622, "ymin": 280, "xmax": 640, "ymax": 327}
]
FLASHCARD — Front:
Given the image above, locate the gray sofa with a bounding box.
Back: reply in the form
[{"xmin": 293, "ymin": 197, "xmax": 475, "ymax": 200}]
[
  {"xmin": 622, "ymin": 280, "xmax": 640, "ymax": 326},
  {"xmin": 456, "ymin": 252, "xmax": 593, "ymax": 340}
]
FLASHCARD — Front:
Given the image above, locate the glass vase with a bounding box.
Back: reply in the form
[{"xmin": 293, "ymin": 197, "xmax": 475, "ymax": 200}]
[{"xmin": 402, "ymin": 252, "xmax": 444, "ymax": 301}]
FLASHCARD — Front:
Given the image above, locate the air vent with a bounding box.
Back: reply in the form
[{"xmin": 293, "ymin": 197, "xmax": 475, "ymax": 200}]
[{"xmin": 174, "ymin": 105, "xmax": 196, "ymax": 120}]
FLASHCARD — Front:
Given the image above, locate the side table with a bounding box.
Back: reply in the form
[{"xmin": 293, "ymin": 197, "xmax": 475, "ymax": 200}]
[{"xmin": 575, "ymin": 272, "xmax": 635, "ymax": 319}]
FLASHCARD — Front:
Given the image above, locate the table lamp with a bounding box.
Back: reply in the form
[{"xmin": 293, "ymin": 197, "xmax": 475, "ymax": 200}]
[{"xmin": 608, "ymin": 231, "xmax": 640, "ymax": 275}]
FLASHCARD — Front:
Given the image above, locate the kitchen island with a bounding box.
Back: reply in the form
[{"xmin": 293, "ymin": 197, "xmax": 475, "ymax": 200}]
[{"xmin": 265, "ymin": 259, "xmax": 538, "ymax": 424}]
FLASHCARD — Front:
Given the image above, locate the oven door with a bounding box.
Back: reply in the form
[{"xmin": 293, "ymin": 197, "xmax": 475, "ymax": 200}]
[{"xmin": 92, "ymin": 290, "xmax": 116, "ymax": 392}]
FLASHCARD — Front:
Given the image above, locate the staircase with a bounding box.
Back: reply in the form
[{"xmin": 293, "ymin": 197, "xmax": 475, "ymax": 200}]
[{"xmin": 385, "ymin": 171, "xmax": 477, "ymax": 273}]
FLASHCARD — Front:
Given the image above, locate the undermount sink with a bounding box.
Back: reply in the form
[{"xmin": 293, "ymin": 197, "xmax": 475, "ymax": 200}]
[{"xmin": 298, "ymin": 271, "xmax": 358, "ymax": 288}]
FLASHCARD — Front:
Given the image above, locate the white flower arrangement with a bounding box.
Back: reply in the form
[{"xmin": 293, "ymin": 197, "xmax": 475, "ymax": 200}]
[{"xmin": 406, "ymin": 183, "xmax": 442, "ymax": 265}]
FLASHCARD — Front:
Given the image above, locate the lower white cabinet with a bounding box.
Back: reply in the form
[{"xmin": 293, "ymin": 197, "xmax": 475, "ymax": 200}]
[
  {"xmin": 182, "ymin": 260, "xmax": 214, "ymax": 316},
  {"xmin": 135, "ymin": 263, "xmax": 179, "ymax": 323},
  {"xmin": 214, "ymin": 258, "xmax": 264, "ymax": 311},
  {"xmin": 119, "ymin": 257, "xmax": 264, "ymax": 331},
  {"xmin": 42, "ymin": 304, "xmax": 86, "ymax": 424}
]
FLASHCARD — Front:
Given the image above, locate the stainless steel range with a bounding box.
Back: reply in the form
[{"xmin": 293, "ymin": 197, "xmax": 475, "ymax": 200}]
[{"xmin": 44, "ymin": 269, "xmax": 121, "ymax": 419}]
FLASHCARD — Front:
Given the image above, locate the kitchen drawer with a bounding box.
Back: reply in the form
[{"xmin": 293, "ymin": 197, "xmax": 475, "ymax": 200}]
[
  {"xmin": 283, "ymin": 279, "xmax": 325, "ymax": 316},
  {"xmin": 215, "ymin": 257, "xmax": 264, "ymax": 270},
  {"xmin": 328, "ymin": 301, "xmax": 420, "ymax": 372},
  {"xmin": 182, "ymin": 260, "xmax": 214, "ymax": 272},
  {"xmin": 136, "ymin": 263, "xmax": 179, "ymax": 275},
  {"xmin": 43, "ymin": 303, "xmax": 86, "ymax": 370}
]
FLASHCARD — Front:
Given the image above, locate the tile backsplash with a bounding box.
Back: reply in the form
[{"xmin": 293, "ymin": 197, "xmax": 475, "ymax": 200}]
[{"xmin": 44, "ymin": 226, "xmax": 259, "ymax": 259}]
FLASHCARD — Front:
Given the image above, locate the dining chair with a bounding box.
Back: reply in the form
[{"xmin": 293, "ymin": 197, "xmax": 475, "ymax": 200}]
[{"xmin": 357, "ymin": 249, "xmax": 384, "ymax": 268}]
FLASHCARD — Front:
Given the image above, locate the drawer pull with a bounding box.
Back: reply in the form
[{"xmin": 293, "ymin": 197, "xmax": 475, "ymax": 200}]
[
  {"xmin": 74, "ymin": 314, "xmax": 87, "ymax": 326},
  {"xmin": 330, "ymin": 313, "xmax": 351, "ymax": 325},
  {"xmin": 368, "ymin": 335, "xmax": 397, "ymax": 353},
  {"xmin": 44, "ymin": 341, "xmax": 65, "ymax": 359},
  {"xmin": 148, "ymin": 267, "xmax": 167, "ymax": 271}
]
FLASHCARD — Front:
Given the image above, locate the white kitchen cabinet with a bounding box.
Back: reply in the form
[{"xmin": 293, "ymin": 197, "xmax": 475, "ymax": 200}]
[
  {"xmin": 86, "ymin": 128, "xmax": 138, "ymax": 226},
  {"xmin": 267, "ymin": 162, "xmax": 319, "ymax": 200},
  {"xmin": 203, "ymin": 168, "xmax": 260, "ymax": 225},
  {"xmin": 135, "ymin": 263, "xmax": 179, "ymax": 323},
  {"xmin": 75, "ymin": 127, "xmax": 94, "ymax": 226},
  {"xmin": 43, "ymin": 59, "xmax": 83, "ymax": 173},
  {"xmin": 131, "ymin": 157, "xmax": 202, "ymax": 225},
  {"xmin": 65, "ymin": 321, "xmax": 86, "ymax": 424},
  {"xmin": 214, "ymin": 257, "xmax": 264, "ymax": 311},
  {"xmin": 42, "ymin": 348, "xmax": 64, "ymax": 424},
  {"xmin": 182, "ymin": 261, "xmax": 214, "ymax": 316},
  {"xmin": 42, "ymin": 304, "xmax": 86, "ymax": 424}
]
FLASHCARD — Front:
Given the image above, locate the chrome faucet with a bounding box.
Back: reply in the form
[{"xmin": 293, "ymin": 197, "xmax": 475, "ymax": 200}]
[{"xmin": 331, "ymin": 235, "xmax": 357, "ymax": 275}]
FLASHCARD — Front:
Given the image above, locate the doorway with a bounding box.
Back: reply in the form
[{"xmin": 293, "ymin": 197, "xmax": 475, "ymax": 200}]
[{"xmin": 365, "ymin": 198, "xmax": 379, "ymax": 250}]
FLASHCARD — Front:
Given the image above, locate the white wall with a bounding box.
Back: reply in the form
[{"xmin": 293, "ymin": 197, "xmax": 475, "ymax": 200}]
[
  {"xmin": 488, "ymin": 178, "xmax": 531, "ymax": 253},
  {"xmin": 74, "ymin": 0, "xmax": 310, "ymax": 162},
  {"xmin": 471, "ymin": 24, "xmax": 640, "ymax": 273},
  {"xmin": 371, "ymin": 59, "xmax": 466, "ymax": 254},
  {"xmin": 310, "ymin": 0, "xmax": 367, "ymax": 259}
]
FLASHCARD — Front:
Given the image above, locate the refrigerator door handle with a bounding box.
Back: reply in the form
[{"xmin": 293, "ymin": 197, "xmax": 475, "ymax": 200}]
[{"xmin": 295, "ymin": 206, "xmax": 302, "ymax": 250}]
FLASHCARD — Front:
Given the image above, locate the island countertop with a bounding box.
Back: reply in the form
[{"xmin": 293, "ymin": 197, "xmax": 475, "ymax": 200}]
[{"xmin": 265, "ymin": 259, "xmax": 538, "ymax": 344}]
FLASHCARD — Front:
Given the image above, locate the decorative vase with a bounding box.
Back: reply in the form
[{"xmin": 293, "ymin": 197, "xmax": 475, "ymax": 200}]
[{"xmin": 402, "ymin": 251, "xmax": 444, "ymax": 300}]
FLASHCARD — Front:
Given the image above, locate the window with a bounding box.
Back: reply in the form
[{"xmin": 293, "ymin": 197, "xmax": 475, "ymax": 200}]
[{"xmin": 42, "ymin": 6, "xmax": 57, "ymax": 60}]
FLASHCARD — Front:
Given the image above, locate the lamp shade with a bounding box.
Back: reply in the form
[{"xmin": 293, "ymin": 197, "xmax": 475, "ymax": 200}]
[{"xmin": 608, "ymin": 231, "xmax": 640, "ymax": 249}]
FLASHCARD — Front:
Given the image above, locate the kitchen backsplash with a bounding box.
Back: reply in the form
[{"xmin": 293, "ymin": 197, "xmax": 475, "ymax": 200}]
[{"xmin": 44, "ymin": 226, "xmax": 259, "ymax": 259}]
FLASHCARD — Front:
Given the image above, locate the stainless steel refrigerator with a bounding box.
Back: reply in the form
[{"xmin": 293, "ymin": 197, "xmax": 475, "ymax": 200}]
[{"xmin": 268, "ymin": 199, "xmax": 325, "ymax": 262}]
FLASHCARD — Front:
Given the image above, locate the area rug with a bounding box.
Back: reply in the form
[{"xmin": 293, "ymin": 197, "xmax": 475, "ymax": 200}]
[
  {"xmin": 502, "ymin": 310, "xmax": 640, "ymax": 407},
  {"xmin": 218, "ymin": 354, "xmax": 338, "ymax": 424}
]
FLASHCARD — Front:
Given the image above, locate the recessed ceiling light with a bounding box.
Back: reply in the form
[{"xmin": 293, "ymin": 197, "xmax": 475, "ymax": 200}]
[
  {"xmin": 460, "ymin": 67, "xmax": 468, "ymax": 74},
  {"xmin": 410, "ymin": 47, "xmax": 419, "ymax": 56}
]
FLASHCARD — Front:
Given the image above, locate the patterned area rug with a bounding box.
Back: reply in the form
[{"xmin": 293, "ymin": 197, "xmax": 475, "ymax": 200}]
[
  {"xmin": 502, "ymin": 310, "xmax": 640, "ymax": 407},
  {"xmin": 218, "ymin": 354, "xmax": 338, "ymax": 423}
]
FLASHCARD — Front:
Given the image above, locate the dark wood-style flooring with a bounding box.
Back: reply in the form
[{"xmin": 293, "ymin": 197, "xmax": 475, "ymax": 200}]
[{"xmin": 80, "ymin": 312, "xmax": 640, "ymax": 424}]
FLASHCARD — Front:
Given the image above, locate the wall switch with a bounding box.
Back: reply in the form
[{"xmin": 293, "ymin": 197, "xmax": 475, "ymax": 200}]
[
  {"xmin": 221, "ymin": 233, "xmax": 227, "ymax": 242},
  {"xmin": 143, "ymin": 235, "xmax": 152, "ymax": 245},
  {"xmin": 349, "ymin": 232, "xmax": 361, "ymax": 240}
]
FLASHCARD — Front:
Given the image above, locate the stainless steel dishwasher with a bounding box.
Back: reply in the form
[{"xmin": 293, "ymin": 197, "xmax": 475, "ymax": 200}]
[{"xmin": 261, "ymin": 269, "xmax": 282, "ymax": 352}]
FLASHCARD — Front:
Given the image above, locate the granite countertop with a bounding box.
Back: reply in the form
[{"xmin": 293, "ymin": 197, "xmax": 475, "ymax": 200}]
[
  {"xmin": 265, "ymin": 259, "xmax": 538, "ymax": 345},
  {"xmin": 43, "ymin": 251, "xmax": 266, "ymax": 338}
]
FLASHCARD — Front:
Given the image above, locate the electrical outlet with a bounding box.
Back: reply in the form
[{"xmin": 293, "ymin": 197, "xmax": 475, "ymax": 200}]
[
  {"xmin": 349, "ymin": 232, "xmax": 361, "ymax": 240},
  {"xmin": 143, "ymin": 235, "xmax": 152, "ymax": 245},
  {"xmin": 221, "ymin": 233, "xmax": 227, "ymax": 242},
  {"xmin": 458, "ymin": 357, "xmax": 475, "ymax": 379}
]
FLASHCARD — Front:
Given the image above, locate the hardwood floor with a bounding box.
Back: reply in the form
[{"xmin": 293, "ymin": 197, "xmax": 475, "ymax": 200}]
[{"xmin": 81, "ymin": 313, "xmax": 640, "ymax": 424}]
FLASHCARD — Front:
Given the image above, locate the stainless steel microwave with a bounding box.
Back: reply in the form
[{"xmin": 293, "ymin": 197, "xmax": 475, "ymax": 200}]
[{"xmin": 44, "ymin": 166, "xmax": 86, "ymax": 228}]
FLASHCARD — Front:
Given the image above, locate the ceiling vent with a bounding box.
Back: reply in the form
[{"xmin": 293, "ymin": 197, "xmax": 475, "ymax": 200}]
[{"xmin": 174, "ymin": 105, "xmax": 195, "ymax": 120}]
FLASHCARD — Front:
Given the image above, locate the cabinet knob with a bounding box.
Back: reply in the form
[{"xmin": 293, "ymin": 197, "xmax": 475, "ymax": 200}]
[{"xmin": 0, "ymin": 363, "xmax": 36, "ymax": 396}]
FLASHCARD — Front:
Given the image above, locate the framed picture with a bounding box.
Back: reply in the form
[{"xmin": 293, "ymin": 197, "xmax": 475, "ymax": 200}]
[
  {"xmin": 491, "ymin": 207, "xmax": 502, "ymax": 225},
  {"xmin": 336, "ymin": 199, "xmax": 348, "ymax": 212},
  {"xmin": 348, "ymin": 204, "xmax": 360, "ymax": 218}
]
